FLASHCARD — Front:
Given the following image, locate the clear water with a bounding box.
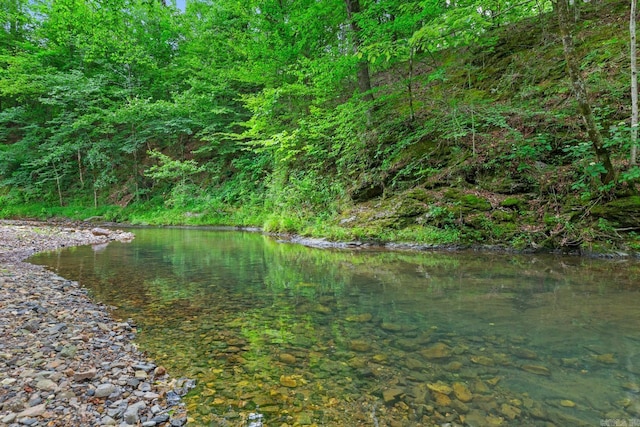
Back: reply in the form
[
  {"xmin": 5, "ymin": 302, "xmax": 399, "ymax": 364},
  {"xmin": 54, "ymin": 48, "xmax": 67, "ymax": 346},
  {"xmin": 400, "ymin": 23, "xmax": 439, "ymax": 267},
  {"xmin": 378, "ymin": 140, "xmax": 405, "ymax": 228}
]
[{"xmin": 29, "ymin": 228, "xmax": 640, "ymax": 426}]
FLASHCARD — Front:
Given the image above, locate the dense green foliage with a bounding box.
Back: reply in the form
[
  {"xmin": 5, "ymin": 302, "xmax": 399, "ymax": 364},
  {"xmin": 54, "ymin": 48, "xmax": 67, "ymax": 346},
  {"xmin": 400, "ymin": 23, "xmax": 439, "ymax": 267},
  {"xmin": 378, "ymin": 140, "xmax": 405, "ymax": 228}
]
[{"xmin": 1, "ymin": 0, "xmax": 640, "ymax": 252}]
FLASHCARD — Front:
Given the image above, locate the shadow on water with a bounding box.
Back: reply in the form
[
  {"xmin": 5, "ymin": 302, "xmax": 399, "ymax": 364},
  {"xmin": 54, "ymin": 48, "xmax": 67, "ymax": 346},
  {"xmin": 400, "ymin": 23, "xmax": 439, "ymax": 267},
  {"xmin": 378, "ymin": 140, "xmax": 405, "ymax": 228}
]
[{"xmin": 30, "ymin": 228, "xmax": 640, "ymax": 426}]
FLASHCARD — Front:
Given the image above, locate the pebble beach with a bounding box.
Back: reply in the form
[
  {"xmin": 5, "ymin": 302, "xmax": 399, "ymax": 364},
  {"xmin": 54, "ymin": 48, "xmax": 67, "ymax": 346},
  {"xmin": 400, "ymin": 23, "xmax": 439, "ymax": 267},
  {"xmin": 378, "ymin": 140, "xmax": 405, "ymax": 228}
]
[{"xmin": 0, "ymin": 221, "xmax": 191, "ymax": 427}]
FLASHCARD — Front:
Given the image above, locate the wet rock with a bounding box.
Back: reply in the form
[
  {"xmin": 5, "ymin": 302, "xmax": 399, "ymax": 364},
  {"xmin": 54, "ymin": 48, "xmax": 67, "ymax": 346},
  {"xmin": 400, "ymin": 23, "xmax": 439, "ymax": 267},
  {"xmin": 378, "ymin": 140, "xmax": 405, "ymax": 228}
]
[
  {"xmin": 594, "ymin": 353, "xmax": 617, "ymax": 364},
  {"xmin": 313, "ymin": 304, "xmax": 332, "ymax": 314},
  {"xmin": 560, "ymin": 399, "xmax": 576, "ymax": 408},
  {"xmin": 451, "ymin": 399, "xmax": 470, "ymax": 414},
  {"xmin": 405, "ymin": 357, "xmax": 424, "ymax": 371},
  {"xmin": 380, "ymin": 323, "xmax": 404, "ymax": 332},
  {"xmin": 427, "ymin": 382, "xmax": 452, "ymax": 395},
  {"xmin": 445, "ymin": 361, "xmax": 463, "ymax": 372},
  {"xmin": 511, "ymin": 347, "xmax": 538, "ymax": 360},
  {"xmin": 520, "ymin": 364, "xmax": 551, "ymax": 376},
  {"xmin": 432, "ymin": 392, "xmax": 451, "ymax": 407},
  {"xmin": 345, "ymin": 313, "xmax": 373, "ymax": 322},
  {"xmin": 91, "ymin": 227, "xmax": 111, "ymax": 236},
  {"xmin": 349, "ymin": 340, "xmax": 372, "ymax": 352},
  {"xmin": 470, "ymin": 355, "xmax": 495, "ymax": 366},
  {"xmin": 452, "ymin": 382, "xmax": 473, "ymax": 403},
  {"xmin": 419, "ymin": 342, "xmax": 452, "ymax": 359},
  {"xmin": 500, "ymin": 403, "xmax": 521, "ymax": 420},
  {"xmin": 382, "ymin": 388, "xmax": 404, "ymax": 405},
  {"xmin": 279, "ymin": 375, "xmax": 298, "ymax": 388},
  {"xmin": 279, "ymin": 353, "xmax": 297, "ymax": 364}
]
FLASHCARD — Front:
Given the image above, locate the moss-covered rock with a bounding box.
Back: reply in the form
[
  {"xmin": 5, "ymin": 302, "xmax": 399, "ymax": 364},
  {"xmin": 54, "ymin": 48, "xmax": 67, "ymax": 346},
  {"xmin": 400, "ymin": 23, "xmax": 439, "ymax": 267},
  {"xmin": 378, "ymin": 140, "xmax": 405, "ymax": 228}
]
[
  {"xmin": 500, "ymin": 197, "xmax": 524, "ymax": 210},
  {"xmin": 444, "ymin": 189, "xmax": 492, "ymax": 212},
  {"xmin": 478, "ymin": 174, "xmax": 537, "ymax": 195},
  {"xmin": 590, "ymin": 197, "xmax": 640, "ymax": 228},
  {"xmin": 492, "ymin": 210, "xmax": 516, "ymax": 222}
]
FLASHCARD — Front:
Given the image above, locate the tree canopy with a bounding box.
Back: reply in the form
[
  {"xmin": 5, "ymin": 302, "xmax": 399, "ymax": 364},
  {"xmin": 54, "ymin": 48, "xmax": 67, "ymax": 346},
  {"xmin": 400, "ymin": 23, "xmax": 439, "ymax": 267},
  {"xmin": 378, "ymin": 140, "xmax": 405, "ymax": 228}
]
[{"xmin": 1, "ymin": 0, "xmax": 639, "ymax": 251}]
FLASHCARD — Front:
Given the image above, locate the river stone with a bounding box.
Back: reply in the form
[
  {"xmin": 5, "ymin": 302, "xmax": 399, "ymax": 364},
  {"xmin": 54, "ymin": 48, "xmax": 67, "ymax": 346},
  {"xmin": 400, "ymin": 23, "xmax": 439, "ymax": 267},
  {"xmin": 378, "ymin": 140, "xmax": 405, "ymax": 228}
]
[
  {"xmin": 16, "ymin": 403, "xmax": 47, "ymax": 418},
  {"xmin": 405, "ymin": 357, "xmax": 424, "ymax": 371},
  {"xmin": 345, "ymin": 313, "xmax": 373, "ymax": 322},
  {"xmin": 91, "ymin": 227, "xmax": 111, "ymax": 236},
  {"xmin": 133, "ymin": 362, "xmax": 156, "ymax": 372},
  {"xmin": 73, "ymin": 367, "xmax": 97, "ymax": 382},
  {"xmin": 511, "ymin": 347, "xmax": 538, "ymax": 360},
  {"xmin": 470, "ymin": 355, "xmax": 495, "ymax": 366},
  {"xmin": 382, "ymin": 388, "xmax": 404, "ymax": 404},
  {"xmin": 427, "ymin": 382, "xmax": 452, "ymax": 395},
  {"xmin": 152, "ymin": 414, "xmax": 170, "ymax": 423},
  {"xmin": 419, "ymin": 342, "xmax": 452, "ymax": 359},
  {"xmin": 349, "ymin": 340, "xmax": 371, "ymax": 352},
  {"xmin": 35, "ymin": 379, "xmax": 57, "ymax": 391},
  {"xmin": 59, "ymin": 345, "xmax": 77, "ymax": 358},
  {"xmin": 595, "ymin": 353, "xmax": 617, "ymax": 364},
  {"xmin": 95, "ymin": 383, "xmax": 116, "ymax": 398},
  {"xmin": 500, "ymin": 403, "xmax": 521, "ymax": 420},
  {"xmin": 520, "ymin": 364, "xmax": 551, "ymax": 376},
  {"xmin": 453, "ymin": 382, "xmax": 473, "ymax": 402},
  {"xmin": 124, "ymin": 401, "xmax": 147, "ymax": 424},
  {"xmin": 432, "ymin": 392, "xmax": 451, "ymax": 407},
  {"xmin": 279, "ymin": 353, "xmax": 297, "ymax": 364},
  {"xmin": 279, "ymin": 375, "xmax": 298, "ymax": 388},
  {"xmin": 380, "ymin": 322, "xmax": 404, "ymax": 332},
  {"xmin": 101, "ymin": 415, "xmax": 117, "ymax": 425},
  {"xmin": 135, "ymin": 370, "xmax": 148, "ymax": 379},
  {"xmin": 395, "ymin": 338, "xmax": 420, "ymax": 351},
  {"xmin": 2, "ymin": 413, "xmax": 17, "ymax": 424},
  {"xmin": 170, "ymin": 416, "xmax": 187, "ymax": 426},
  {"xmin": 451, "ymin": 399, "xmax": 470, "ymax": 414}
]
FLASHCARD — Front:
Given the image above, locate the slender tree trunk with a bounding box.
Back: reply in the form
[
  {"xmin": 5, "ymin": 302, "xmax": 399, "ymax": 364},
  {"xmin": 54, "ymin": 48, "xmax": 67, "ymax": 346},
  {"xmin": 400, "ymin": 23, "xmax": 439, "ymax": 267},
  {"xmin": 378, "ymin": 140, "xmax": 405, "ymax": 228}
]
[
  {"xmin": 77, "ymin": 148, "xmax": 84, "ymax": 187},
  {"xmin": 631, "ymin": 0, "xmax": 638, "ymax": 165},
  {"xmin": 555, "ymin": 0, "xmax": 616, "ymax": 184},
  {"xmin": 408, "ymin": 46, "xmax": 415, "ymax": 122},
  {"xmin": 52, "ymin": 162, "xmax": 64, "ymax": 207},
  {"xmin": 344, "ymin": 0, "xmax": 374, "ymax": 103}
]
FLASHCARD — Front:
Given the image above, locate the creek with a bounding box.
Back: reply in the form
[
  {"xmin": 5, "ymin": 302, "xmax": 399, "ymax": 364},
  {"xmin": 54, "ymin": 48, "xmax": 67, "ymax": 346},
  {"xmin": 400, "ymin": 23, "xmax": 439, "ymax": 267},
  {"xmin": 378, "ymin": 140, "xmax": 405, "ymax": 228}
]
[{"xmin": 29, "ymin": 227, "xmax": 640, "ymax": 426}]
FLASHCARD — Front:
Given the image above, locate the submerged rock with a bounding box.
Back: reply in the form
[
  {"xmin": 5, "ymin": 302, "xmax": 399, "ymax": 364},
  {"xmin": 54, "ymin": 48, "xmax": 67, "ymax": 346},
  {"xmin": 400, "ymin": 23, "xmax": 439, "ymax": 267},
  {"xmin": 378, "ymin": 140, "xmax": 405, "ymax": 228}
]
[
  {"xmin": 453, "ymin": 382, "xmax": 473, "ymax": 403},
  {"xmin": 419, "ymin": 342, "xmax": 452, "ymax": 359},
  {"xmin": 520, "ymin": 364, "xmax": 551, "ymax": 376},
  {"xmin": 382, "ymin": 388, "xmax": 404, "ymax": 404}
]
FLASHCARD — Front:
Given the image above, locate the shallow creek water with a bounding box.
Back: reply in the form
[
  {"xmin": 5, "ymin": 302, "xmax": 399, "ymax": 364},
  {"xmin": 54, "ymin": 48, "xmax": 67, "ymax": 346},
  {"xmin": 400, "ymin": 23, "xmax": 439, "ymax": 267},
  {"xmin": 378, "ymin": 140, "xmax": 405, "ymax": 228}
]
[{"xmin": 29, "ymin": 228, "xmax": 640, "ymax": 427}]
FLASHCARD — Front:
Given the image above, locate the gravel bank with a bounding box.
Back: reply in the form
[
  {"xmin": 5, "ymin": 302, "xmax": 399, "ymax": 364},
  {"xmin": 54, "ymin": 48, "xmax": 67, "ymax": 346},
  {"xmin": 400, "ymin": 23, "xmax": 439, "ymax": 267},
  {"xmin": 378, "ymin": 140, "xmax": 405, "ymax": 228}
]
[{"xmin": 0, "ymin": 220, "xmax": 191, "ymax": 427}]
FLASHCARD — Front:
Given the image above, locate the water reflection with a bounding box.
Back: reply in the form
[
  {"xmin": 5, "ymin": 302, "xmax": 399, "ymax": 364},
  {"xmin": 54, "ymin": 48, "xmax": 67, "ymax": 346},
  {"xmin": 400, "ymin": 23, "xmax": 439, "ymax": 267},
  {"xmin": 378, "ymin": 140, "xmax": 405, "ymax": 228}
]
[{"xmin": 30, "ymin": 228, "xmax": 640, "ymax": 426}]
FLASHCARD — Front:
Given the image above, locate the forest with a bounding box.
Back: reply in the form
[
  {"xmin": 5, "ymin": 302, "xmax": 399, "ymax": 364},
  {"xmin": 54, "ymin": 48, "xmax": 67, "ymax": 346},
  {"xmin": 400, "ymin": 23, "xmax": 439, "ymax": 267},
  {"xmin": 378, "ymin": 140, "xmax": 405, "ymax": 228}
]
[{"xmin": 1, "ymin": 0, "xmax": 640, "ymax": 253}]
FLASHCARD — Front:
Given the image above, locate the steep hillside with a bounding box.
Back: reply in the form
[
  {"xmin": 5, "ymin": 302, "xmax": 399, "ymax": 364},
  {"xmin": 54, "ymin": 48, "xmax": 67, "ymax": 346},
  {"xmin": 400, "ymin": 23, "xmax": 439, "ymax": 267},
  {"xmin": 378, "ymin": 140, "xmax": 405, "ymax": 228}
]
[{"xmin": 329, "ymin": 0, "xmax": 640, "ymax": 253}]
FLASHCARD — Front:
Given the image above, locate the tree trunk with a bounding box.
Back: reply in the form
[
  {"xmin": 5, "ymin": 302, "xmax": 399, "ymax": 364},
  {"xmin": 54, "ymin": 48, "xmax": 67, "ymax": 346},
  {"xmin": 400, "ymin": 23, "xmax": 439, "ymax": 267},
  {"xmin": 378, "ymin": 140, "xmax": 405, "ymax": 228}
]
[
  {"xmin": 555, "ymin": 0, "xmax": 616, "ymax": 184},
  {"xmin": 344, "ymin": 0, "xmax": 374, "ymax": 103},
  {"xmin": 631, "ymin": 0, "xmax": 638, "ymax": 165}
]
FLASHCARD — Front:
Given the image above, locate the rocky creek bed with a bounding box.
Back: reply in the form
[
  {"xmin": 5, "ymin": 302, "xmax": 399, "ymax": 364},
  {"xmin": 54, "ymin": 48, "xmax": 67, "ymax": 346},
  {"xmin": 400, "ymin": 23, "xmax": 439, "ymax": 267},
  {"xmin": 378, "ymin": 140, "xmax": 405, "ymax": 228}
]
[{"xmin": 0, "ymin": 220, "xmax": 192, "ymax": 427}]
